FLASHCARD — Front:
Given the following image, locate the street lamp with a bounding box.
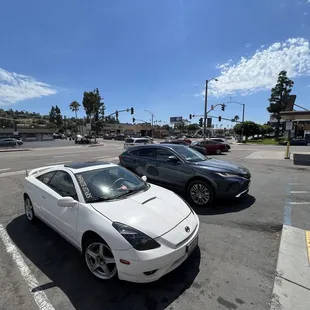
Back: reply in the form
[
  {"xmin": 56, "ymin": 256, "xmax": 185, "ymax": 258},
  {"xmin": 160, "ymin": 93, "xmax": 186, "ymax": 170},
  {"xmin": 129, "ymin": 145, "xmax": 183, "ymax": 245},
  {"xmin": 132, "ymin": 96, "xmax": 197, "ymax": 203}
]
[
  {"xmin": 227, "ymin": 97, "xmax": 246, "ymax": 141},
  {"xmin": 204, "ymin": 78, "xmax": 218, "ymax": 139},
  {"xmin": 144, "ymin": 110, "xmax": 155, "ymax": 138}
]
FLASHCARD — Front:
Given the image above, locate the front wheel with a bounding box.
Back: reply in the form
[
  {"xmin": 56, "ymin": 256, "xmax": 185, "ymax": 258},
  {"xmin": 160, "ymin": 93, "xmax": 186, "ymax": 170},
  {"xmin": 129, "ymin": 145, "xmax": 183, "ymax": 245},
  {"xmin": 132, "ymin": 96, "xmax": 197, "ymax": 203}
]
[
  {"xmin": 187, "ymin": 180, "xmax": 214, "ymax": 207},
  {"xmin": 84, "ymin": 238, "xmax": 117, "ymax": 281}
]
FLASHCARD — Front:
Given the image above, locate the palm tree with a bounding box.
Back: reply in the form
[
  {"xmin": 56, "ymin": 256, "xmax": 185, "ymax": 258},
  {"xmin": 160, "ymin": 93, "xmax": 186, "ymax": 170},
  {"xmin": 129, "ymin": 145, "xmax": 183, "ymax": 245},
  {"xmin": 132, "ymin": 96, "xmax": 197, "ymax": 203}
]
[
  {"xmin": 69, "ymin": 101, "xmax": 81, "ymax": 133},
  {"xmin": 234, "ymin": 115, "xmax": 240, "ymax": 122}
]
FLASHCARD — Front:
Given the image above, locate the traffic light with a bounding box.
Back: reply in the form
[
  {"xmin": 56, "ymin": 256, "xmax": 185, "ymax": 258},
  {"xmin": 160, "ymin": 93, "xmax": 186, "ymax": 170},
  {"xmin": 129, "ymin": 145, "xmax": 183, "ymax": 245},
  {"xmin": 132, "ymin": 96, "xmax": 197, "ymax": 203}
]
[
  {"xmin": 211, "ymin": 105, "xmax": 214, "ymax": 110},
  {"xmin": 189, "ymin": 114, "xmax": 192, "ymax": 119},
  {"xmin": 207, "ymin": 118, "xmax": 212, "ymax": 128},
  {"xmin": 115, "ymin": 111, "xmax": 119, "ymax": 118},
  {"xmin": 218, "ymin": 116, "xmax": 222, "ymax": 122},
  {"xmin": 130, "ymin": 107, "xmax": 134, "ymax": 115},
  {"xmin": 221, "ymin": 104, "xmax": 225, "ymax": 111},
  {"xmin": 133, "ymin": 117, "xmax": 135, "ymax": 123},
  {"xmin": 199, "ymin": 118, "xmax": 203, "ymax": 127}
]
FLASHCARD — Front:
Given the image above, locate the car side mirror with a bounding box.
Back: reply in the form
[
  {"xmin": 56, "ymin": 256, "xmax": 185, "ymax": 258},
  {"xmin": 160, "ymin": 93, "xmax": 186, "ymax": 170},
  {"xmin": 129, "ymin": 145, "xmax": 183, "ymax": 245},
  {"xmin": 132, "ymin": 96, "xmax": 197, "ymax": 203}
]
[
  {"xmin": 141, "ymin": 175, "xmax": 147, "ymax": 182},
  {"xmin": 167, "ymin": 155, "xmax": 179, "ymax": 163},
  {"xmin": 57, "ymin": 197, "xmax": 78, "ymax": 208}
]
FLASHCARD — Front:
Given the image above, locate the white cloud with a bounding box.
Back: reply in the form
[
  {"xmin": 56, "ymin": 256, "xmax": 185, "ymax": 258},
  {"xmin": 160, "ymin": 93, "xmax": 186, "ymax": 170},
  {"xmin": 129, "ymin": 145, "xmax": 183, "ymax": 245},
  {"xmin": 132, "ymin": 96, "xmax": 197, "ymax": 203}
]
[
  {"xmin": 0, "ymin": 68, "xmax": 57, "ymax": 105},
  {"xmin": 198, "ymin": 38, "xmax": 310, "ymax": 98}
]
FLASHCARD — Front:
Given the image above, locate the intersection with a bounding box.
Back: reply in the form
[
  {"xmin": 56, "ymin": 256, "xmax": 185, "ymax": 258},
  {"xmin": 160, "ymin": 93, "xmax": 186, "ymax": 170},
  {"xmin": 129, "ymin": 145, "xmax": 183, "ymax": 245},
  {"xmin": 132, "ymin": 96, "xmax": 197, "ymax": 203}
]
[{"xmin": 0, "ymin": 141, "xmax": 309, "ymax": 309}]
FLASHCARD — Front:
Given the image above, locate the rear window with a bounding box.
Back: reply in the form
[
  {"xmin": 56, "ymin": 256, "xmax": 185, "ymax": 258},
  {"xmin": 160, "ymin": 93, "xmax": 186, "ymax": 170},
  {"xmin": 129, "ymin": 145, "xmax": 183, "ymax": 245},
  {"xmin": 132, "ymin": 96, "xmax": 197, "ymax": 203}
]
[
  {"xmin": 125, "ymin": 138, "xmax": 134, "ymax": 143},
  {"xmin": 135, "ymin": 139, "xmax": 151, "ymax": 144}
]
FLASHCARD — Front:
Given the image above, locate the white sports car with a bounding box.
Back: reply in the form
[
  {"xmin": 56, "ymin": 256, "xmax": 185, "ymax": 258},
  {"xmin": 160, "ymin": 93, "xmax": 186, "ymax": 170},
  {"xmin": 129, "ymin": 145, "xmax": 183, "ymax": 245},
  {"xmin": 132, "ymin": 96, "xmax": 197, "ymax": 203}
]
[{"xmin": 24, "ymin": 161, "xmax": 200, "ymax": 283}]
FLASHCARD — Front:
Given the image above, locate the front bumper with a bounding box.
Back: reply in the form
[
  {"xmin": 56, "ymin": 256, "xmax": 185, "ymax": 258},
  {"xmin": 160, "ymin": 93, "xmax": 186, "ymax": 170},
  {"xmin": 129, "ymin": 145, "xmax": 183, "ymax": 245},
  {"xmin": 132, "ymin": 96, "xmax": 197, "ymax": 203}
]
[
  {"xmin": 215, "ymin": 177, "xmax": 251, "ymax": 198},
  {"xmin": 113, "ymin": 213, "xmax": 200, "ymax": 283}
]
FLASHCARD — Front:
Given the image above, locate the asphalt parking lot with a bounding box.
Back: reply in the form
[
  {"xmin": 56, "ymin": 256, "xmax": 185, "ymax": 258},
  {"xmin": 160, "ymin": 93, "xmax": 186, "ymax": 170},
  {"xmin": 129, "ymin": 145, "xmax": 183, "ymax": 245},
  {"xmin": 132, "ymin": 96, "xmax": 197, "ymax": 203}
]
[{"xmin": 0, "ymin": 141, "xmax": 309, "ymax": 310}]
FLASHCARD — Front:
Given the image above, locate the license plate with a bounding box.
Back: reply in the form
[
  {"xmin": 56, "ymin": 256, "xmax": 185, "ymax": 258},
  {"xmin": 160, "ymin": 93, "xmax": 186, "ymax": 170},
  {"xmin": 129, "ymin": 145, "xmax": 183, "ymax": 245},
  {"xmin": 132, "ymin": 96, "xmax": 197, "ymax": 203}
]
[{"xmin": 186, "ymin": 236, "xmax": 198, "ymax": 255}]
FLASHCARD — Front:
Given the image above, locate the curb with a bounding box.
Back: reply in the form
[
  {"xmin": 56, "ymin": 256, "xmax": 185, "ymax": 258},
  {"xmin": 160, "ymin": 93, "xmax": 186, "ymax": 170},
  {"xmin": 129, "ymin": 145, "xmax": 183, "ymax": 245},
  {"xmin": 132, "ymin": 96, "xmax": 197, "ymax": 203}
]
[
  {"xmin": 270, "ymin": 225, "xmax": 310, "ymax": 309},
  {"xmin": 0, "ymin": 148, "xmax": 31, "ymax": 153},
  {"xmin": 88, "ymin": 143, "xmax": 106, "ymax": 147}
]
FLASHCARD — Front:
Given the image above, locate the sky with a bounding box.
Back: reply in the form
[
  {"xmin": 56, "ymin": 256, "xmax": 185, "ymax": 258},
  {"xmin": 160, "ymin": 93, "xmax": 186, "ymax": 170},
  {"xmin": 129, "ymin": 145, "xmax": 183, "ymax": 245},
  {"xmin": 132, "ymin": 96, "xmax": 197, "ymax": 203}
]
[{"xmin": 1, "ymin": 0, "xmax": 310, "ymax": 129}]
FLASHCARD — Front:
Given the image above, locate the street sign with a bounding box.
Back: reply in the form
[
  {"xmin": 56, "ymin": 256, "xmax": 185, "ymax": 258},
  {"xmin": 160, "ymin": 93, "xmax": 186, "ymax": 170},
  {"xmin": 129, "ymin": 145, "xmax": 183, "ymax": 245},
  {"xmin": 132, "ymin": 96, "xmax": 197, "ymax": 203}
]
[
  {"xmin": 207, "ymin": 118, "xmax": 212, "ymax": 128},
  {"xmin": 170, "ymin": 116, "xmax": 183, "ymax": 123},
  {"xmin": 285, "ymin": 121, "xmax": 293, "ymax": 131}
]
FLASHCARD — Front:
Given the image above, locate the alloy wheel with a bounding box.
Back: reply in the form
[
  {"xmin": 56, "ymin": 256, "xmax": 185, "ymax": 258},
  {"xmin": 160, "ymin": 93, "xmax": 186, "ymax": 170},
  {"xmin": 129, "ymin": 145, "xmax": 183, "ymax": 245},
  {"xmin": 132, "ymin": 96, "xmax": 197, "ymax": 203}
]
[
  {"xmin": 85, "ymin": 242, "xmax": 117, "ymax": 280},
  {"xmin": 25, "ymin": 198, "xmax": 34, "ymax": 221},
  {"xmin": 216, "ymin": 149, "xmax": 222, "ymax": 155},
  {"xmin": 190, "ymin": 183, "xmax": 210, "ymax": 205}
]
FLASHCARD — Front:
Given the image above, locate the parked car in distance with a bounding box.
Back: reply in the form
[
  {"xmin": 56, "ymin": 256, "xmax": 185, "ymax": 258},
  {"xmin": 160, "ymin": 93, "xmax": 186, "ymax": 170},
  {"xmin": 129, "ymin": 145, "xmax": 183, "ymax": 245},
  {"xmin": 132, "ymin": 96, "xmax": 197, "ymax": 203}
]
[
  {"xmin": 23, "ymin": 161, "xmax": 199, "ymax": 283},
  {"xmin": 161, "ymin": 140, "xmax": 207, "ymax": 155},
  {"xmin": 119, "ymin": 144, "xmax": 251, "ymax": 207},
  {"xmin": 103, "ymin": 134, "xmax": 115, "ymax": 140},
  {"xmin": 114, "ymin": 134, "xmax": 128, "ymax": 141},
  {"xmin": 192, "ymin": 140, "xmax": 228, "ymax": 154},
  {"xmin": 0, "ymin": 138, "xmax": 23, "ymax": 147},
  {"xmin": 124, "ymin": 137, "xmax": 153, "ymax": 150},
  {"xmin": 75, "ymin": 135, "xmax": 91, "ymax": 144}
]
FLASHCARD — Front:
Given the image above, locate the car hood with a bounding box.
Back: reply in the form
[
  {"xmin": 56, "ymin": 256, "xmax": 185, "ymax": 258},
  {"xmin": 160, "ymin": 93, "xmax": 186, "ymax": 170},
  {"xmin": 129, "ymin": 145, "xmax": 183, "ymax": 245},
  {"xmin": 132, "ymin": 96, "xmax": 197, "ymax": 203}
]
[
  {"xmin": 91, "ymin": 184, "xmax": 191, "ymax": 238},
  {"xmin": 194, "ymin": 158, "xmax": 250, "ymax": 175}
]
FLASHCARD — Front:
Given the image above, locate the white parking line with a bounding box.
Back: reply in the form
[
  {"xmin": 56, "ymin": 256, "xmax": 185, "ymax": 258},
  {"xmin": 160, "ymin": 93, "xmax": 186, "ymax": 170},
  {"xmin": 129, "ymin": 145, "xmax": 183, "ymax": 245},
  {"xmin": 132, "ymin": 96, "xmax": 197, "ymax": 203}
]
[
  {"xmin": 0, "ymin": 224, "xmax": 55, "ymax": 310},
  {"xmin": 291, "ymin": 202, "xmax": 310, "ymax": 205},
  {"xmin": 290, "ymin": 191, "xmax": 310, "ymax": 194},
  {"xmin": 0, "ymin": 168, "xmax": 11, "ymax": 172},
  {"xmin": 0, "ymin": 170, "xmax": 25, "ymax": 178}
]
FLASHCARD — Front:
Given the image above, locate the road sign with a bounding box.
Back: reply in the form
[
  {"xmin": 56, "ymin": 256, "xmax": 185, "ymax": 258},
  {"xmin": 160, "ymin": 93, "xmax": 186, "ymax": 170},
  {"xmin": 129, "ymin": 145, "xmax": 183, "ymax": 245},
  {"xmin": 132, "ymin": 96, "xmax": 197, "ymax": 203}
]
[
  {"xmin": 170, "ymin": 116, "xmax": 183, "ymax": 123},
  {"xmin": 285, "ymin": 121, "xmax": 293, "ymax": 131}
]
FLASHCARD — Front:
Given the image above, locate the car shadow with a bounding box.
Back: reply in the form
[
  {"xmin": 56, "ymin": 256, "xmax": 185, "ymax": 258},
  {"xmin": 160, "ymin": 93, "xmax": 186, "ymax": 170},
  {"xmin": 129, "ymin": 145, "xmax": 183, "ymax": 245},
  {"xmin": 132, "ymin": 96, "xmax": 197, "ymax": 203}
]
[
  {"xmin": 7, "ymin": 216, "xmax": 201, "ymax": 310},
  {"xmin": 193, "ymin": 194, "xmax": 256, "ymax": 216}
]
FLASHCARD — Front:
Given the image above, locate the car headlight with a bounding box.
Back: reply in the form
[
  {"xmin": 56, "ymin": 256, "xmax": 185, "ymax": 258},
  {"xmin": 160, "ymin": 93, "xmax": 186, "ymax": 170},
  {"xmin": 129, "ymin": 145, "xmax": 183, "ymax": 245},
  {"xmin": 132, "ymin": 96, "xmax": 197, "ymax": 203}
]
[
  {"xmin": 215, "ymin": 172, "xmax": 240, "ymax": 177},
  {"xmin": 112, "ymin": 222, "xmax": 161, "ymax": 251}
]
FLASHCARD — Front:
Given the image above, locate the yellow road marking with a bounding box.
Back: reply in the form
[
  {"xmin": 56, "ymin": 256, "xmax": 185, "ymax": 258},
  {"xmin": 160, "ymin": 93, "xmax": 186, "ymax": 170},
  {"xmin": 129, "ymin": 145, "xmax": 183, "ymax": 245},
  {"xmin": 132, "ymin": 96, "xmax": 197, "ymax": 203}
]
[{"xmin": 306, "ymin": 231, "xmax": 310, "ymax": 266}]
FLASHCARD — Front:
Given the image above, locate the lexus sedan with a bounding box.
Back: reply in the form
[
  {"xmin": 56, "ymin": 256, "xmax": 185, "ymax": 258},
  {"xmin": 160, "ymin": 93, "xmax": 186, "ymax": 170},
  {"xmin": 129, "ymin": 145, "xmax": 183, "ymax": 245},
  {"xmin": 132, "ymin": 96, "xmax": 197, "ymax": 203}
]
[
  {"xmin": 24, "ymin": 162, "xmax": 199, "ymax": 283},
  {"xmin": 119, "ymin": 144, "xmax": 251, "ymax": 207}
]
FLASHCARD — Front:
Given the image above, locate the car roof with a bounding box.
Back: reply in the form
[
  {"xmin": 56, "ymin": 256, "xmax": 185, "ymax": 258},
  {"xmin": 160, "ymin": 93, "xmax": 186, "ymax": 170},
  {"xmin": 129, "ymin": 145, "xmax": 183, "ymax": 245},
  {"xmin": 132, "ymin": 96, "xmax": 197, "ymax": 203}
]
[{"xmin": 124, "ymin": 143, "xmax": 187, "ymax": 152}]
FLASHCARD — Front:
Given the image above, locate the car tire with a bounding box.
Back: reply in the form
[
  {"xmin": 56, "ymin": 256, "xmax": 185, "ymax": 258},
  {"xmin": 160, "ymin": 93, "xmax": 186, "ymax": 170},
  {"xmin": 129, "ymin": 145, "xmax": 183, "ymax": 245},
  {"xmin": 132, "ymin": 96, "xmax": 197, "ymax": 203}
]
[
  {"xmin": 83, "ymin": 237, "xmax": 118, "ymax": 281},
  {"xmin": 187, "ymin": 179, "xmax": 214, "ymax": 207},
  {"xmin": 24, "ymin": 196, "xmax": 36, "ymax": 223},
  {"xmin": 216, "ymin": 148, "xmax": 222, "ymax": 155}
]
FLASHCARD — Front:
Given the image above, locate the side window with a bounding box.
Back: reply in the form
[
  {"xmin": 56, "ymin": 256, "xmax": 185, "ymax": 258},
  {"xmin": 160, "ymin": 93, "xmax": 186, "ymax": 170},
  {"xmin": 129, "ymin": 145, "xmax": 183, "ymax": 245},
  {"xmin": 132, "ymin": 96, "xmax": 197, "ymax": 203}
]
[
  {"xmin": 130, "ymin": 148, "xmax": 155, "ymax": 158},
  {"xmin": 49, "ymin": 171, "xmax": 78, "ymax": 200},
  {"xmin": 125, "ymin": 138, "xmax": 134, "ymax": 143},
  {"xmin": 37, "ymin": 171, "xmax": 56, "ymax": 185},
  {"xmin": 155, "ymin": 148, "xmax": 174, "ymax": 161}
]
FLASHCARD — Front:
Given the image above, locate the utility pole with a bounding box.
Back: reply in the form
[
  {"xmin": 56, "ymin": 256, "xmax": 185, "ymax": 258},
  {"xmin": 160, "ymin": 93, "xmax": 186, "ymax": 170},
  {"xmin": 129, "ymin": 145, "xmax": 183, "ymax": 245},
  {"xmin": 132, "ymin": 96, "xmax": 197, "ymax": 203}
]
[
  {"xmin": 144, "ymin": 110, "xmax": 155, "ymax": 138},
  {"xmin": 204, "ymin": 78, "xmax": 218, "ymax": 139},
  {"xmin": 228, "ymin": 98, "xmax": 246, "ymax": 141}
]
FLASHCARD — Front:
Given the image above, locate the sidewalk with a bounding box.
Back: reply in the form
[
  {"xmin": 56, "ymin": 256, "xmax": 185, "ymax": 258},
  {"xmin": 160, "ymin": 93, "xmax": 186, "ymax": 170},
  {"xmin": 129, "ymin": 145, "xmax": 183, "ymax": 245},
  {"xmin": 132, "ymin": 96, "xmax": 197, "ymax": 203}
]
[{"xmin": 270, "ymin": 225, "xmax": 310, "ymax": 310}]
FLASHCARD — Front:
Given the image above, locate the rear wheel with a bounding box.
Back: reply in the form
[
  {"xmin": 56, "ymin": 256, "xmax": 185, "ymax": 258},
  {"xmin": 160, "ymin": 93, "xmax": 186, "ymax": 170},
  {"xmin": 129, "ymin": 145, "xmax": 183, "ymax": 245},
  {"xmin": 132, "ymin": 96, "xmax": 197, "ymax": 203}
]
[
  {"xmin": 24, "ymin": 197, "xmax": 36, "ymax": 223},
  {"xmin": 216, "ymin": 148, "xmax": 222, "ymax": 155},
  {"xmin": 187, "ymin": 180, "xmax": 214, "ymax": 207}
]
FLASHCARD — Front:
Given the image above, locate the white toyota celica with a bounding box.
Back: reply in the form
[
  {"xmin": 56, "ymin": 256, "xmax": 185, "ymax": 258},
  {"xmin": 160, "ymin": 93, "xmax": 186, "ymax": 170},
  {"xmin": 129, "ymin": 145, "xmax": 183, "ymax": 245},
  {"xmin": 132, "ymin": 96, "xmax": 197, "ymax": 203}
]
[{"xmin": 24, "ymin": 161, "xmax": 200, "ymax": 283}]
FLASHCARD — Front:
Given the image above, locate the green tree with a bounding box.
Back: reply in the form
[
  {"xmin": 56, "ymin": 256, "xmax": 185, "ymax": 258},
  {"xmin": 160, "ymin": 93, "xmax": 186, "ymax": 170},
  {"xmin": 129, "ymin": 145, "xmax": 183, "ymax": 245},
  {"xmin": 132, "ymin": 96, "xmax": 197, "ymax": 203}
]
[
  {"xmin": 69, "ymin": 101, "xmax": 81, "ymax": 119},
  {"xmin": 55, "ymin": 105, "xmax": 63, "ymax": 128},
  {"xmin": 234, "ymin": 121, "xmax": 260, "ymax": 140},
  {"xmin": 234, "ymin": 115, "xmax": 240, "ymax": 122},
  {"xmin": 260, "ymin": 124, "xmax": 274, "ymax": 137},
  {"xmin": 161, "ymin": 124, "xmax": 170, "ymax": 131},
  {"xmin": 82, "ymin": 88, "xmax": 105, "ymax": 136},
  {"xmin": 188, "ymin": 123, "xmax": 200, "ymax": 132},
  {"xmin": 267, "ymin": 70, "xmax": 294, "ymax": 140},
  {"xmin": 105, "ymin": 116, "xmax": 119, "ymax": 124},
  {"xmin": 49, "ymin": 106, "xmax": 56, "ymax": 125}
]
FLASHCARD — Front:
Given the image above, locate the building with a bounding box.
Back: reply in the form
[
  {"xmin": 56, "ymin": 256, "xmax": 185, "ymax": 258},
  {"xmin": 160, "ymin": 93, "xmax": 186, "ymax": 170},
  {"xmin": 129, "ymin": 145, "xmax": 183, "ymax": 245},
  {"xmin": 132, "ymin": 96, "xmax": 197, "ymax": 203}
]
[{"xmin": 0, "ymin": 128, "xmax": 54, "ymax": 141}]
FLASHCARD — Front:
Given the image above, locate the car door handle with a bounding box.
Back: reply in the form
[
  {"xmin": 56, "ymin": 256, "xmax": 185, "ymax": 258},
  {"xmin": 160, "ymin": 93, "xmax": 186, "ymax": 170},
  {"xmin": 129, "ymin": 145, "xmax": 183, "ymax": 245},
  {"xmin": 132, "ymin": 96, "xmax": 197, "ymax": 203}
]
[{"xmin": 42, "ymin": 195, "xmax": 46, "ymax": 199}]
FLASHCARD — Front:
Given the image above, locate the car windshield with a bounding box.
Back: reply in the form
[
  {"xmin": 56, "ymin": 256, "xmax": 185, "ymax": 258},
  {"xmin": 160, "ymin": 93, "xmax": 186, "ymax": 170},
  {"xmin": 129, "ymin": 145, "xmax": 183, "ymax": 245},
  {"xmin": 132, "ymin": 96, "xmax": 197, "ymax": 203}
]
[
  {"xmin": 75, "ymin": 166, "xmax": 148, "ymax": 203},
  {"xmin": 171, "ymin": 145, "xmax": 208, "ymax": 162}
]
